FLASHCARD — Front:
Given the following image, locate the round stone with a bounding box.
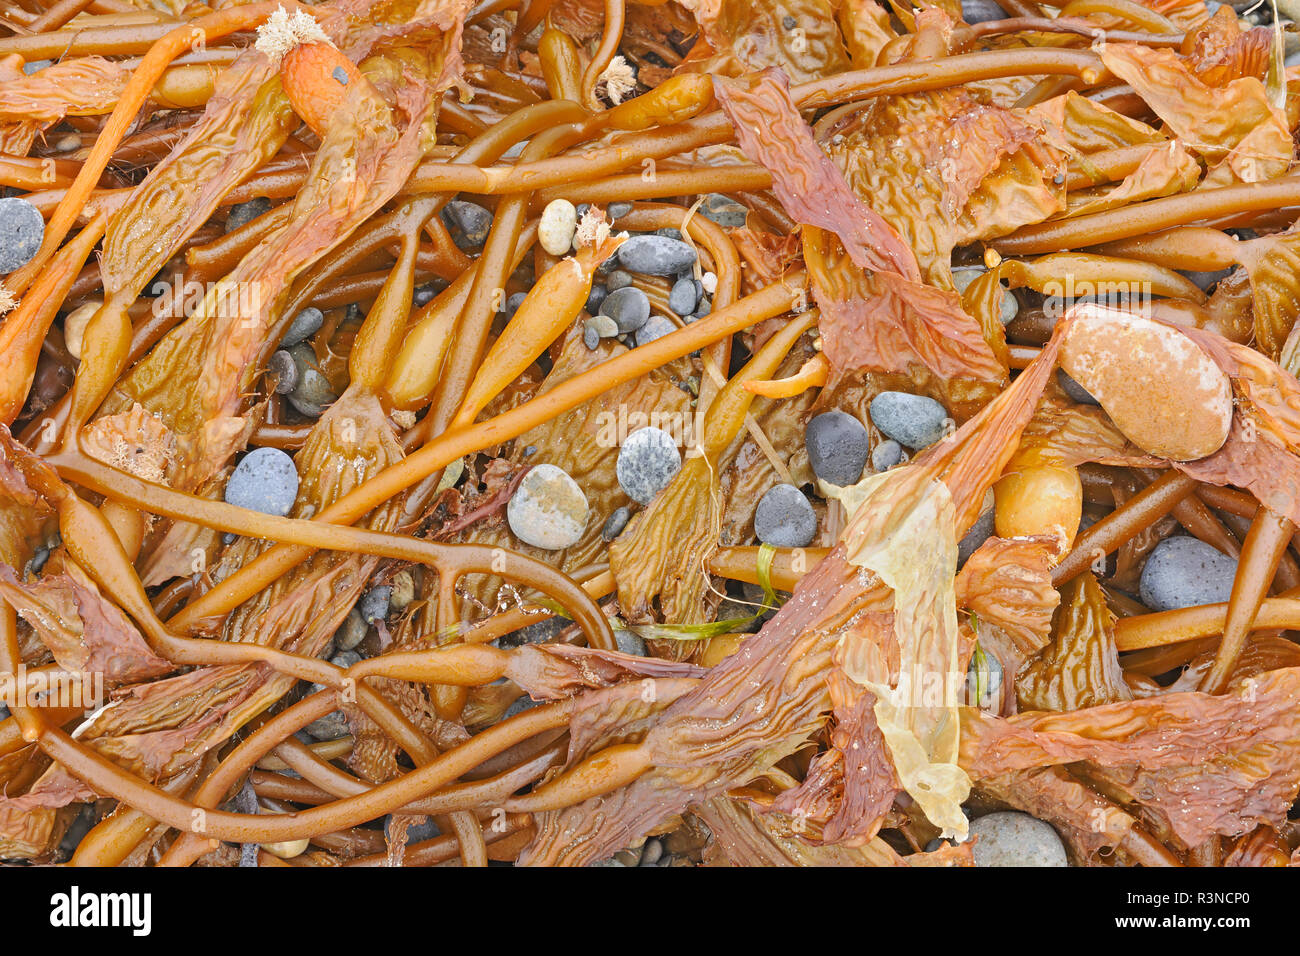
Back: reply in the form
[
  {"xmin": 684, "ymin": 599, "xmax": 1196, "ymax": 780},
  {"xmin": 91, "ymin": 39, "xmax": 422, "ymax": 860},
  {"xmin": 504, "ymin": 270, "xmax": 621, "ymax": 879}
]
[
  {"xmin": 701, "ymin": 271, "xmax": 718, "ymax": 295},
  {"xmin": 961, "ymin": 0, "xmax": 1009, "ymax": 23},
  {"xmin": 806, "ymin": 411, "xmax": 869, "ymax": 486},
  {"xmin": 288, "ymin": 366, "xmax": 335, "ymax": 417},
  {"xmin": 501, "ymin": 291, "xmax": 527, "ymax": 319},
  {"xmin": 615, "ymin": 630, "xmax": 647, "ymax": 656},
  {"xmin": 585, "ymin": 313, "xmax": 619, "ymax": 339},
  {"xmin": 441, "ymin": 200, "xmax": 492, "ymax": 249},
  {"xmin": 602, "ymin": 506, "xmax": 631, "ymax": 541},
  {"xmin": 692, "ymin": 296, "xmax": 712, "ymax": 318},
  {"xmin": 669, "ymin": 276, "xmax": 699, "ymax": 316},
  {"xmin": 304, "ymin": 711, "xmax": 349, "ymax": 741},
  {"xmin": 384, "ymin": 814, "xmax": 440, "ymax": 844},
  {"xmin": 871, "ymin": 439, "xmax": 904, "ymax": 473},
  {"xmin": 870, "ymin": 392, "xmax": 949, "ymax": 449},
  {"xmin": 268, "ymin": 350, "xmax": 297, "ymax": 395},
  {"xmin": 507, "ymin": 464, "xmax": 589, "ymax": 550},
  {"xmin": 0, "ymin": 197, "xmax": 45, "ymax": 274},
  {"xmin": 22, "ymin": 59, "xmax": 50, "ymax": 74},
  {"xmin": 605, "ymin": 269, "xmax": 633, "ymax": 291},
  {"xmin": 957, "ymin": 507, "xmax": 996, "ymax": 568},
  {"xmin": 952, "ymin": 266, "xmax": 1017, "ymax": 324},
  {"xmin": 359, "ymin": 586, "xmax": 391, "ymax": 623},
  {"xmin": 226, "ymin": 196, "xmax": 271, "ymax": 232},
  {"xmin": 586, "ymin": 283, "xmax": 607, "ymax": 315},
  {"xmin": 607, "ymin": 202, "xmax": 633, "ymax": 219},
  {"xmin": 617, "ymin": 427, "xmax": 681, "ymax": 505},
  {"xmin": 617, "ymin": 235, "xmax": 697, "ymax": 275},
  {"xmin": 969, "ymin": 812, "xmax": 1068, "ymax": 867},
  {"xmin": 281, "ymin": 307, "xmax": 323, "ymax": 348},
  {"xmin": 699, "ymin": 193, "xmax": 748, "ymax": 228},
  {"xmin": 225, "ymin": 447, "xmax": 299, "ymax": 517},
  {"xmin": 1180, "ymin": 267, "xmax": 1232, "ymax": 292},
  {"xmin": 1139, "ymin": 536, "xmax": 1238, "ymax": 612},
  {"xmin": 413, "ymin": 284, "xmax": 437, "ymax": 307},
  {"xmin": 635, "ymin": 315, "xmax": 676, "ymax": 347},
  {"xmin": 1057, "ymin": 369, "xmax": 1099, "ymax": 406},
  {"xmin": 754, "ymin": 483, "xmax": 818, "ymax": 548},
  {"xmin": 599, "ymin": 286, "xmax": 651, "ymax": 333},
  {"xmin": 583, "ymin": 323, "xmax": 600, "ymax": 350},
  {"xmin": 335, "ymin": 608, "xmax": 367, "ymax": 651},
  {"xmin": 539, "ymin": 199, "xmax": 578, "ymax": 256}
]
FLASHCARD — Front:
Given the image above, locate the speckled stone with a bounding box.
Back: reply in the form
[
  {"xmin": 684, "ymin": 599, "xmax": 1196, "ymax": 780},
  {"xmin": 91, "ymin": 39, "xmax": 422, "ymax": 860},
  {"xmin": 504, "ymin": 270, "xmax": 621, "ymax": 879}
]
[
  {"xmin": 225, "ymin": 448, "xmax": 299, "ymax": 517},
  {"xmin": 507, "ymin": 464, "xmax": 589, "ymax": 550},
  {"xmin": 226, "ymin": 196, "xmax": 271, "ymax": 233},
  {"xmin": 969, "ymin": 812, "xmax": 1068, "ymax": 867},
  {"xmin": 615, "ymin": 630, "xmax": 647, "ymax": 656},
  {"xmin": 806, "ymin": 411, "xmax": 869, "ymax": 486},
  {"xmin": 1139, "ymin": 536, "xmax": 1238, "ymax": 612},
  {"xmin": 0, "ymin": 197, "xmax": 44, "ymax": 273},
  {"xmin": 602, "ymin": 506, "xmax": 631, "ymax": 541},
  {"xmin": 699, "ymin": 193, "xmax": 748, "ymax": 228},
  {"xmin": 616, "ymin": 427, "xmax": 681, "ymax": 504},
  {"xmin": 871, "ymin": 439, "xmax": 904, "ymax": 473},
  {"xmin": 754, "ymin": 484, "xmax": 817, "ymax": 548},
  {"xmin": 870, "ymin": 392, "xmax": 949, "ymax": 449},
  {"xmin": 617, "ymin": 235, "xmax": 697, "ymax": 275}
]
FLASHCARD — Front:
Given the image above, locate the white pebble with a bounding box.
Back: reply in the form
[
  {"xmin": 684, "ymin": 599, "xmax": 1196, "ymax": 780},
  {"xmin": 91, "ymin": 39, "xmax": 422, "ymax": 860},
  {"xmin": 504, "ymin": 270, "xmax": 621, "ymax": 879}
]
[
  {"xmin": 507, "ymin": 464, "xmax": 589, "ymax": 550},
  {"xmin": 539, "ymin": 199, "xmax": 578, "ymax": 257},
  {"xmin": 63, "ymin": 300, "xmax": 101, "ymax": 361},
  {"xmin": 701, "ymin": 271, "xmax": 717, "ymax": 295}
]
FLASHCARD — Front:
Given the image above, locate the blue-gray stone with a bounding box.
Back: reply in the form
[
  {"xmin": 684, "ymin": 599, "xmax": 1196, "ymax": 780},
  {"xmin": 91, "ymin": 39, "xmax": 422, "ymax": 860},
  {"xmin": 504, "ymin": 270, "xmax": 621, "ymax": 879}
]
[
  {"xmin": 225, "ymin": 447, "xmax": 299, "ymax": 517},
  {"xmin": 287, "ymin": 363, "xmax": 335, "ymax": 417},
  {"xmin": 602, "ymin": 506, "xmax": 631, "ymax": 541},
  {"xmin": 692, "ymin": 295, "xmax": 712, "ymax": 318},
  {"xmin": 669, "ymin": 276, "xmax": 699, "ymax": 316},
  {"xmin": 583, "ymin": 323, "xmax": 600, "ymax": 350},
  {"xmin": 617, "ymin": 235, "xmax": 696, "ymax": 275},
  {"xmin": 0, "ymin": 197, "xmax": 44, "ymax": 273},
  {"xmin": 1139, "ymin": 536, "xmax": 1238, "ymax": 612},
  {"xmin": 754, "ymin": 483, "xmax": 817, "ymax": 548},
  {"xmin": 616, "ymin": 427, "xmax": 681, "ymax": 504},
  {"xmin": 441, "ymin": 200, "xmax": 492, "ymax": 248},
  {"xmin": 359, "ymin": 586, "xmax": 391, "ymax": 623},
  {"xmin": 654, "ymin": 228, "xmax": 683, "ymax": 240},
  {"xmin": 504, "ymin": 693, "xmax": 541, "ymax": 718},
  {"xmin": 699, "ymin": 193, "xmax": 748, "ymax": 228},
  {"xmin": 961, "ymin": 0, "xmax": 1009, "ymax": 23},
  {"xmin": 281, "ymin": 307, "xmax": 323, "ymax": 348},
  {"xmin": 268, "ymin": 350, "xmax": 297, "ymax": 395},
  {"xmin": 608, "ymin": 202, "xmax": 633, "ymax": 219},
  {"xmin": 22, "ymin": 59, "xmax": 50, "ymax": 74},
  {"xmin": 600, "ymin": 286, "xmax": 651, "ymax": 333},
  {"xmin": 615, "ymin": 630, "xmax": 647, "ymax": 656},
  {"xmin": 806, "ymin": 411, "xmax": 869, "ymax": 486},
  {"xmin": 605, "ymin": 269, "xmax": 633, "ymax": 292},
  {"xmin": 870, "ymin": 392, "xmax": 948, "ymax": 449},
  {"xmin": 1179, "ymin": 267, "xmax": 1233, "ymax": 292},
  {"xmin": 413, "ymin": 284, "xmax": 437, "ymax": 307},
  {"xmin": 502, "ymin": 291, "xmax": 527, "ymax": 319},
  {"xmin": 226, "ymin": 196, "xmax": 271, "ymax": 233},
  {"xmin": 635, "ymin": 315, "xmax": 676, "ymax": 347},
  {"xmin": 586, "ymin": 283, "xmax": 608, "ymax": 314},
  {"xmin": 1058, "ymin": 369, "xmax": 1099, "ymax": 406},
  {"xmin": 384, "ymin": 814, "xmax": 440, "ymax": 844},
  {"xmin": 871, "ymin": 438, "xmax": 904, "ymax": 473}
]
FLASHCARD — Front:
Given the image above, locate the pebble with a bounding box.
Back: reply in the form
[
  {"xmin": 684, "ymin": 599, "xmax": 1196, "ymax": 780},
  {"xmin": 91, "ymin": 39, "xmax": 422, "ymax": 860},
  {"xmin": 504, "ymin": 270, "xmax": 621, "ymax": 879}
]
[
  {"xmin": 504, "ymin": 694, "xmax": 542, "ymax": 719},
  {"xmin": 617, "ymin": 235, "xmax": 697, "ymax": 275},
  {"xmin": 501, "ymin": 291, "xmax": 527, "ymax": 319},
  {"xmin": 385, "ymin": 814, "xmax": 441, "ymax": 845},
  {"xmin": 605, "ymin": 269, "xmax": 633, "ymax": 291},
  {"xmin": 640, "ymin": 838, "xmax": 664, "ymax": 865},
  {"xmin": 961, "ymin": 0, "xmax": 1009, "ymax": 23},
  {"xmin": 615, "ymin": 629, "xmax": 647, "ymax": 656},
  {"xmin": 359, "ymin": 586, "xmax": 391, "ymax": 623},
  {"xmin": 389, "ymin": 571, "xmax": 415, "ymax": 611},
  {"xmin": 441, "ymin": 200, "xmax": 492, "ymax": 248},
  {"xmin": 0, "ymin": 197, "xmax": 45, "ymax": 273},
  {"xmin": 1060, "ymin": 309, "xmax": 1231, "ymax": 461},
  {"xmin": 969, "ymin": 812, "xmax": 1068, "ymax": 867},
  {"xmin": 539, "ymin": 199, "xmax": 578, "ymax": 256},
  {"xmin": 288, "ymin": 364, "xmax": 336, "ymax": 417},
  {"xmin": 330, "ymin": 650, "xmax": 362, "ymax": 669},
  {"xmin": 692, "ymin": 296, "xmax": 712, "ymax": 319},
  {"xmin": 1139, "ymin": 536, "xmax": 1238, "ymax": 612},
  {"xmin": 599, "ymin": 286, "xmax": 651, "ymax": 333},
  {"xmin": 870, "ymin": 392, "xmax": 949, "ymax": 449},
  {"xmin": 413, "ymin": 284, "xmax": 437, "ymax": 307},
  {"xmin": 507, "ymin": 464, "xmax": 589, "ymax": 549},
  {"xmin": 54, "ymin": 133, "xmax": 80, "ymax": 153},
  {"xmin": 608, "ymin": 202, "xmax": 633, "ymax": 219},
  {"xmin": 305, "ymin": 710, "xmax": 349, "ymax": 741},
  {"xmin": 335, "ymin": 608, "xmax": 367, "ymax": 651},
  {"xmin": 635, "ymin": 315, "xmax": 676, "ymax": 347},
  {"xmin": 226, "ymin": 196, "xmax": 271, "ymax": 232},
  {"xmin": 268, "ymin": 350, "xmax": 297, "ymax": 394},
  {"xmin": 700, "ymin": 271, "xmax": 718, "ymax": 295},
  {"xmin": 281, "ymin": 307, "xmax": 323, "ymax": 348},
  {"xmin": 583, "ymin": 323, "xmax": 600, "ymax": 350},
  {"xmin": 602, "ymin": 506, "xmax": 631, "ymax": 541},
  {"xmin": 967, "ymin": 646, "xmax": 1004, "ymax": 710},
  {"xmin": 871, "ymin": 439, "xmax": 904, "ymax": 473},
  {"xmin": 754, "ymin": 484, "xmax": 818, "ymax": 548},
  {"xmin": 806, "ymin": 411, "xmax": 869, "ymax": 486},
  {"xmin": 1180, "ymin": 267, "xmax": 1233, "ymax": 292},
  {"xmin": 586, "ymin": 283, "xmax": 607, "ymax": 315},
  {"xmin": 1057, "ymin": 369, "xmax": 1098, "ymax": 406},
  {"xmin": 62, "ymin": 300, "xmax": 97, "ymax": 361},
  {"xmin": 586, "ymin": 313, "xmax": 619, "ymax": 339},
  {"xmin": 957, "ymin": 507, "xmax": 996, "ymax": 568},
  {"xmin": 699, "ymin": 193, "xmax": 748, "ymax": 228},
  {"xmin": 22, "ymin": 59, "xmax": 50, "ymax": 74},
  {"xmin": 225, "ymin": 447, "xmax": 299, "ymax": 517},
  {"xmin": 617, "ymin": 427, "xmax": 681, "ymax": 504},
  {"xmin": 669, "ymin": 276, "xmax": 700, "ymax": 316},
  {"xmin": 952, "ymin": 266, "xmax": 1017, "ymax": 323}
]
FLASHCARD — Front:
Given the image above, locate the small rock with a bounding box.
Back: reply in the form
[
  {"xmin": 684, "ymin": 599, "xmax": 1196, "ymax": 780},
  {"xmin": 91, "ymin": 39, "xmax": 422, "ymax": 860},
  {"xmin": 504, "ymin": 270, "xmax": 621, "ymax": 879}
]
[
  {"xmin": 305, "ymin": 711, "xmax": 349, "ymax": 741},
  {"xmin": 539, "ymin": 199, "xmax": 578, "ymax": 256},
  {"xmin": 389, "ymin": 571, "xmax": 415, "ymax": 611},
  {"xmin": 617, "ymin": 235, "xmax": 697, "ymax": 275},
  {"xmin": 871, "ymin": 439, "xmax": 904, "ymax": 473},
  {"xmin": 701, "ymin": 271, "xmax": 718, "ymax": 295},
  {"xmin": 699, "ymin": 193, "xmax": 748, "ymax": 228},
  {"xmin": 616, "ymin": 427, "xmax": 681, "ymax": 504},
  {"xmin": 969, "ymin": 812, "xmax": 1068, "ymax": 867},
  {"xmin": 614, "ymin": 847, "xmax": 642, "ymax": 867},
  {"xmin": 288, "ymin": 366, "xmax": 336, "ymax": 417},
  {"xmin": 966, "ymin": 646, "xmax": 1004, "ymax": 710},
  {"xmin": 961, "ymin": 0, "xmax": 1009, "ymax": 23},
  {"xmin": 226, "ymin": 196, "xmax": 271, "ymax": 232},
  {"xmin": 586, "ymin": 313, "xmax": 619, "ymax": 339},
  {"xmin": 225, "ymin": 447, "xmax": 299, "ymax": 517},
  {"xmin": 589, "ymin": 858, "xmax": 626, "ymax": 867},
  {"xmin": 957, "ymin": 508, "xmax": 996, "ymax": 568},
  {"xmin": 870, "ymin": 392, "xmax": 949, "ymax": 449},
  {"xmin": 602, "ymin": 506, "xmax": 631, "ymax": 541},
  {"xmin": 335, "ymin": 608, "xmax": 367, "ymax": 651},
  {"xmin": 605, "ymin": 269, "xmax": 633, "ymax": 291},
  {"xmin": 384, "ymin": 814, "xmax": 440, "ymax": 844},
  {"xmin": 22, "ymin": 59, "xmax": 50, "ymax": 74},
  {"xmin": 669, "ymin": 275, "xmax": 699, "ymax": 316},
  {"xmin": 441, "ymin": 200, "xmax": 492, "ymax": 249},
  {"xmin": 507, "ymin": 464, "xmax": 589, "ymax": 549},
  {"xmin": 1057, "ymin": 369, "xmax": 1099, "ymax": 406},
  {"xmin": 583, "ymin": 323, "xmax": 600, "ymax": 350},
  {"xmin": 504, "ymin": 693, "xmax": 542, "ymax": 718},
  {"xmin": 608, "ymin": 202, "xmax": 633, "ymax": 219},
  {"xmin": 1180, "ymin": 267, "xmax": 1233, "ymax": 292},
  {"xmin": 268, "ymin": 350, "xmax": 297, "ymax": 395},
  {"xmin": 1139, "ymin": 536, "xmax": 1238, "ymax": 612},
  {"xmin": 640, "ymin": 838, "xmax": 664, "ymax": 865},
  {"xmin": 635, "ymin": 315, "xmax": 676, "ymax": 347},
  {"xmin": 54, "ymin": 133, "xmax": 80, "ymax": 153},
  {"xmin": 754, "ymin": 484, "xmax": 818, "ymax": 548},
  {"xmin": 0, "ymin": 197, "xmax": 45, "ymax": 273},
  {"xmin": 692, "ymin": 296, "xmax": 712, "ymax": 319},
  {"xmin": 654, "ymin": 228, "xmax": 683, "ymax": 241},
  {"xmin": 806, "ymin": 411, "xmax": 869, "ymax": 486},
  {"xmin": 281, "ymin": 307, "xmax": 323, "ymax": 348},
  {"xmin": 586, "ymin": 283, "xmax": 607, "ymax": 315},
  {"xmin": 413, "ymin": 284, "xmax": 437, "ymax": 307},
  {"xmin": 615, "ymin": 630, "xmax": 647, "ymax": 656},
  {"xmin": 599, "ymin": 286, "xmax": 651, "ymax": 333},
  {"xmin": 501, "ymin": 291, "xmax": 527, "ymax": 319},
  {"xmin": 359, "ymin": 586, "xmax": 391, "ymax": 623},
  {"xmin": 330, "ymin": 650, "xmax": 362, "ymax": 669}
]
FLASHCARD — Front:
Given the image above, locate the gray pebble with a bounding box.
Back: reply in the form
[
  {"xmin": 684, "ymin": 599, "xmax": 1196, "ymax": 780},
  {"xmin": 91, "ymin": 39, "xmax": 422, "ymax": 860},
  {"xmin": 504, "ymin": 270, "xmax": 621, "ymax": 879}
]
[
  {"xmin": 957, "ymin": 507, "xmax": 996, "ymax": 568},
  {"xmin": 225, "ymin": 447, "xmax": 299, "ymax": 517},
  {"xmin": 635, "ymin": 315, "xmax": 676, "ymax": 347},
  {"xmin": 335, "ymin": 608, "xmax": 367, "ymax": 651},
  {"xmin": 586, "ymin": 283, "xmax": 608, "ymax": 314},
  {"xmin": 608, "ymin": 202, "xmax": 633, "ymax": 219},
  {"xmin": 654, "ymin": 228, "xmax": 683, "ymax": 241},
  {"xmin": 0, "ymin": 197, "xmax": 44, "ymax": 273},
  {"xmin": 871, "ymin": 439, "xmax": 904, "ymax": 473},
  {"xmin": 501, "ymin": 291, "xmax": 527, "ymax": 319},
  {"xmin": 1139, "ymin": 536, "xmax": 1238, "ymax": 612},
  {"xmin": 586, "ymin": 313, "xmax": 619, "ymax": 339},
  {"xmin": 507, "ymin": 464, "xmax": 589, "ymax": 549},
  {"xmin": 966, "ymin": 647, "xmax": 1003, "ymax": 710},
  {"xmin": 952, "ymin": 266, "xmax": 1016, "ymax": 323},
  {"xmin": 692, "ymin": 295, "xmax": 712, "ymax": 319},
  {"xmin": 288, "ymin": 366, "xmax": 335, "ymax": 417},
  {"xmin": 305, "ymin": 711, "xmax": 349, "ymax": 741},
  {"xmin": 602, "ymin": 506, "xmax": 631, "ymax": 541},
  {"xmin": 226, "ymin": 196, "xmax": 271, "ymax": 233},
  {"xmin": 504, "ymin": 693, "xmax": 541, "ymax": 718},
  {"xmin": 330, "ymin": 650, "xmax": 362, "ymax": 669},
  {"xmin": 22, "ymin": 59, "xmax": 50, "ymax": 74},
  {"xmin": 961, "ymin": 0, "xmax": 1009, "ymax": 23},
  {"xmin": 640, "ymin": 838, "xmax": 664, "ymax": 865},
  {"xmin": 589, "ymin": 858, "xmax": 626, "ymax": 867},
  {"xmin": 969, "ymin": 812, "xmax": 1068, "ymax": 867},
  {"xmin": 441, "ymin": 200, "xmax": 492, "ymax": 248},
  {"xmin": 583, "ymin": 323, "xmax": 600, "ymax": 350},
  {"xmin": 29, "ymin": 547, "xmax": 49, "ymax": 574},
  {"xmin": 699, "ymin": 193, "xmax": 748, "ymax": 228},
  {"xmin": 870, "ymin": 392, "xmax": 949, "ymax": 449},
  {"xmin": 754, "ymin": 483, "xmax": 817, "ymax": 548},
  {"xmin": 268, "ymin": 350, "xmax": 297, "ymax": 394},
  {"xmin": 500, "ymin": 615, "xmax": 567, "ymax": 649},
  {"xmin": 359, "ymin": 586, "xmax": 391, "ymax": 623},
  {"xmin": 413, "ymin": 284, "xmax": 437, "ymax": 307},
  {"xmin": 1058, "ymin": 369, "xmax": 1099, "ymax": 406},
  {"xmin": 605, "ymin": 269, "xmax": 633, "ymax": 291},
  {"xmin": 617, "ymin": 235, "xmax": 697, "ymax": 275},
  {"xmin": 806, "ymin": 411, "xmax": 869, "ymax": 486},
  {"xmin": 1179, "ymin": 267, "xmax": 1233, "ymax": 292},
  {"xmin": 281, "ymin": 307, "xmax": 323, "ymax": 348},
  {"xmin": 617, "ymin": 427, "xmax": 681, "ymax": 504},
  {"xmin": 384, "ymin": 814, "xmax": 440, "ymax": 844},
  {"xmin": 669, "ymin": 276, "xmax": 699, "ymax": 316},
  {"xmin": 615, "ymin": 629, "xmax": 647, "ymax": 656},
  {"xmin": 600, "ymin": 286, "xmax": 650, "ymax": 333}
]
